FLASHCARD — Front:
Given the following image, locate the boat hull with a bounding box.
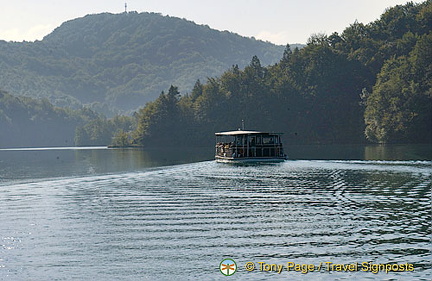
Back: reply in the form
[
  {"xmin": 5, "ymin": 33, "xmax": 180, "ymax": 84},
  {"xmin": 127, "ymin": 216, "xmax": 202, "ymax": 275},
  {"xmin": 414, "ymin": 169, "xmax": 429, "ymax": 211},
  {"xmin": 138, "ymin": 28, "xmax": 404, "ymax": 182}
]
[{"xmin": 215, "ymin": 156, "xmax": 287, "ymax": 163}]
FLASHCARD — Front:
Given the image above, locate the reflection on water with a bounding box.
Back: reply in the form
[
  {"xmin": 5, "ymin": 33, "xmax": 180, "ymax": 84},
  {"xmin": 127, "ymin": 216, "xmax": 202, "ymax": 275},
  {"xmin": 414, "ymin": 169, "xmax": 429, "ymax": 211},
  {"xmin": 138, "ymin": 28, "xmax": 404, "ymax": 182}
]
[
  {"xmin": 286, "ymin": 144, "xmax": 431, "ymax": 160},
  {"xmin": 0, "ymin": 147, "xmax": 213, "ymax": 182},
  {"xmin": 364, "ymin": 144, "xmax": 432, "ymax": 160},
  {"xmin": 0, "ymin": 144, "xmax": 429, "ymax": 183},
  {"xmin": 0, "ymin": 145, "xmax": 431, "ymax": 280}
]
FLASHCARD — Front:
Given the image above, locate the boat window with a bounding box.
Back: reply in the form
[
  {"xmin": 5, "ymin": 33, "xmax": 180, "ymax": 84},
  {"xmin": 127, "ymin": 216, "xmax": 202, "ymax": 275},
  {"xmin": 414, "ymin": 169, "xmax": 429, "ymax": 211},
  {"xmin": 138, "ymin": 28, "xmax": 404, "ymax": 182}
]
[
  {"xmin": 249, "ymin": 136, "xmax": 256, "ymax": 146},
  {"xmin": 263, "ymin": 137, "xmax": 274, "ymax": 144},
  {"xmin": 236, "ymin": 136, "xmax": 243, "ymax": 145}
]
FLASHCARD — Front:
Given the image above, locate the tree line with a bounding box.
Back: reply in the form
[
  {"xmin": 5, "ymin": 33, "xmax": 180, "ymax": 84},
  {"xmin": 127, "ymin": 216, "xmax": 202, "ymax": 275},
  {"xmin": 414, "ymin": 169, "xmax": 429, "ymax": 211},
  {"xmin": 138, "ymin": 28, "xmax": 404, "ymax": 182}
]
[
  {"xmin": 121, "ymin": 1, "xmax": 431, "ymax": 146},
  {"xmin": 1, "ymin": 1, "xmax": 430, "ymax": 148},
  {"xmin": 0, "ymin": 90, "xmax": 134, "ymax": 147}
]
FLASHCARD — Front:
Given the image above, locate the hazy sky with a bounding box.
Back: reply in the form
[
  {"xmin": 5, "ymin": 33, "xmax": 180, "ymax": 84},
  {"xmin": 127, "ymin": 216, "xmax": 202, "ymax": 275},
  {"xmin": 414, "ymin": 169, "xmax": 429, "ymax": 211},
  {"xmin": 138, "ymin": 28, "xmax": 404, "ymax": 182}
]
[{"xmin": 1, "ymin": 0, "xmax": 415, "ymax": 45}]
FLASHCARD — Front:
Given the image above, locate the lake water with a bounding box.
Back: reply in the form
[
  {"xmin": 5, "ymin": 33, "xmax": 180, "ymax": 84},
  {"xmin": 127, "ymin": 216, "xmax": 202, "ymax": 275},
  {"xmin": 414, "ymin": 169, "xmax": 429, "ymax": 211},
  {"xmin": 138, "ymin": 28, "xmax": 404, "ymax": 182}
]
[{"xmin": 0, "ymin": 145, "xmax": 431, "ymax": 280}]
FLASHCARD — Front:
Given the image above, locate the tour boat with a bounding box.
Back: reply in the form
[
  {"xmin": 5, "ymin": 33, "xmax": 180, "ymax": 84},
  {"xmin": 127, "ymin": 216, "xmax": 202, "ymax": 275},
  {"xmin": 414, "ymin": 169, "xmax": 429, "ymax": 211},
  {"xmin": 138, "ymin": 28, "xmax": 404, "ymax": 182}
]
[{"xmin": 215, "ymin": 130, "xmax": 288, "ymax": 163}]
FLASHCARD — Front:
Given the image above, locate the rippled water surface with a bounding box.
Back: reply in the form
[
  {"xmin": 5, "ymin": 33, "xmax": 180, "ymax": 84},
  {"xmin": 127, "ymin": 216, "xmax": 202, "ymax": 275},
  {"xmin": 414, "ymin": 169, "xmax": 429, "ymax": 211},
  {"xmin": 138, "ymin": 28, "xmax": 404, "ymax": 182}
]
[{"xmin": 0, "ymin": 147, "xmax": 431, "ymax": 280}]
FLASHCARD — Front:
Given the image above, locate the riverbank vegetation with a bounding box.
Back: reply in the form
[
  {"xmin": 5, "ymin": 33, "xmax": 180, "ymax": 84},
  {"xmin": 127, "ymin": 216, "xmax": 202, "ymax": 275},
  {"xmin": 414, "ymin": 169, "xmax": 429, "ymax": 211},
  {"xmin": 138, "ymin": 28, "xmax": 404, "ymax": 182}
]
[
  {"xmin": 1, "ymin": 1, "xmax": 430, "ymax": 148},
  {"xmin": 128, "ymin": 1, "xmax": 431, "ymax": 146},
  {"xmin": 0, "ymin": 90, "xmax": 133, "ymax": 147}
]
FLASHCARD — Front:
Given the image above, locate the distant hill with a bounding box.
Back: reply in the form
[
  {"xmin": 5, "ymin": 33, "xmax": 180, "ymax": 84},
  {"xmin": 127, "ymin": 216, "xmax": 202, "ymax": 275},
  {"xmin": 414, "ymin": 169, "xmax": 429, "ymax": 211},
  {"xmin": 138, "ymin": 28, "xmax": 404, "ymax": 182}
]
[
  {"xmin": 0, "ymin": 12, "xmax": 293, "ymax": 115},
  {"xmin": 1, "ymin": 1, "xmax": 430, "ymax": 148}
]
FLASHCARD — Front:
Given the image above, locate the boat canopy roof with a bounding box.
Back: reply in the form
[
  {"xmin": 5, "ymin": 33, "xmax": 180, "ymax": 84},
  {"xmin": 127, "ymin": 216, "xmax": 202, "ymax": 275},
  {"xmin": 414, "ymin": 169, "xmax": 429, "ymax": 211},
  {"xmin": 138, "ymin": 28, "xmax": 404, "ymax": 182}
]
[{"xmin": 215, "ymin": 130, "xmax": 283, "ymax": 136}]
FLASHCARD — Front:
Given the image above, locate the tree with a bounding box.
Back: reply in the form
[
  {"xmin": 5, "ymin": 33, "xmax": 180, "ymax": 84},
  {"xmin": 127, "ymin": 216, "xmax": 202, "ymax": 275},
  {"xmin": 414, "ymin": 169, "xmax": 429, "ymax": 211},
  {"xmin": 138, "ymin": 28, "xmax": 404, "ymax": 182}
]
[
  {"xmin": 281, "ymin": 44, "xmax": 292, "ymax": 65},
  {"xmin": 190, "ymin": 79, "xmax": 203, "ymax": 101},
  {"xmin": 132, "ymin": 85, "xmax": 184, "ymax": 146},
  {"xmin": 364, "ymin": 32, "xmax": 432, "ymax": 143},
  {"xmin": 111, "ymin": 130, "xmax": 131, "ymax": 147}
]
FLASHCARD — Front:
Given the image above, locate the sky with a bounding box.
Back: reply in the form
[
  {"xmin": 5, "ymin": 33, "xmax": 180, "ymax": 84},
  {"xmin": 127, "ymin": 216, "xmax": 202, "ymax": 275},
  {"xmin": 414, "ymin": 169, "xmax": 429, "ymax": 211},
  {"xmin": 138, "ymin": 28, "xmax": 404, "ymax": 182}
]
[{"xmin": 0, "ymin": 0, "xmax": 416, "ymax": 45}]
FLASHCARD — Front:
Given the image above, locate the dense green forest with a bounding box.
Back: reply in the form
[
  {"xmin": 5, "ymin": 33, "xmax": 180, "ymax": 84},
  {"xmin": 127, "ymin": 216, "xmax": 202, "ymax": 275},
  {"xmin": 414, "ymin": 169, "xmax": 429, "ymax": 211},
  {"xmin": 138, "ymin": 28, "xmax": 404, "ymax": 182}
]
[
  {"xmin": 0, "ymin": 90, "xmax": 133, "ymax": 147},
  {"xmin": 0, "ymin": 90, "xmax": 94, "ymax": 147},
  {"xmin": 125, "ymin": 1, "xmax": 431, "ymax": 146},
  {"xmin": 0, "ymin": 12, "xmax": 286, "ymax": 115},
  {"xmin": 1, "ymin": 1, "xmax": 431, "ymax": 148}
]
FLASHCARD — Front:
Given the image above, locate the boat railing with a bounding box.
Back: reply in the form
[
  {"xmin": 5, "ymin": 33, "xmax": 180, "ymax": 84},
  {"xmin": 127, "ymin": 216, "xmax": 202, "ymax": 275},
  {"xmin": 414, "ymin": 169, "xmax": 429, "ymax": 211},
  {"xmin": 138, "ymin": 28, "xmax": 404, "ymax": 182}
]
[{"xmin": 215, "ymin": 142, "xmax": 285, "ymax": 158}]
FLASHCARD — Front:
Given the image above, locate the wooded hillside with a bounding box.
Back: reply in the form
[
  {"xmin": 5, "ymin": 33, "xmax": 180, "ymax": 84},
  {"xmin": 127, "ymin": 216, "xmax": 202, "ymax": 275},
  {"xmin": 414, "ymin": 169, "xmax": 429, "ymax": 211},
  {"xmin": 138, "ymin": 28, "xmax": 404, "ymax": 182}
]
[
  {"xmin": 128, "ymin": 1, "xmax": 431, "ymax": 146},
  {"xmin": 1, "ymin": 1, "xmax": 430, "ymax": 148},
  {"xmin": 0, "ymin": 12, "xmax": 285, "ymax": 115}
]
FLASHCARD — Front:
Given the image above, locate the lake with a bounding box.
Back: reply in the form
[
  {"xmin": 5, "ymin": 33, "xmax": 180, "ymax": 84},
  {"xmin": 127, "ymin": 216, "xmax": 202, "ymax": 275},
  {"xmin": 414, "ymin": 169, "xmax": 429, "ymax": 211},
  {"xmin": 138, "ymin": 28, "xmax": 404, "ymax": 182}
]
[{"xmin": 0, "ymin": 144, "xmax": 431, "ymax": 280}]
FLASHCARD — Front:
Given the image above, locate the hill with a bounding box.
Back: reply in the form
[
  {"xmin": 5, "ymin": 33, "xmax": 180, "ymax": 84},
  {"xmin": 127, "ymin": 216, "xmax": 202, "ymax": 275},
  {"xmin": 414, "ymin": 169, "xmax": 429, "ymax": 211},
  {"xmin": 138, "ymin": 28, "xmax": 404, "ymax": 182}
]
[
  {"xmin": 1, "ymin": 1, "xmax": 430, "ymax": 148},
  {"xmin": 0, "ymin": 12, "xmax": 288, "ymax": 115},
  {"xmin": 127, "ymin": 1, "xmax": 431, "ymax": 146}
]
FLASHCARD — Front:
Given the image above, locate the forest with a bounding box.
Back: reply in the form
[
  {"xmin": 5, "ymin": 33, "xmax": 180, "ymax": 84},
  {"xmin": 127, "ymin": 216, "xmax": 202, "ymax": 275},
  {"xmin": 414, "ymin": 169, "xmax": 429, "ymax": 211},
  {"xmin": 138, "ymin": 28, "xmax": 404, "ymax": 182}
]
[
  {"xmin": 1, "ymin": 1, "xmax": 431, "ymax": 148},
  {"xmin": 0, "ymin": 11, "xmax": 285, "ymax": 116},
  {"xmin": 0, "ymin": 90, "xmax": 134, "ymax": 147},
  {"xmin": 125, "ymin": 1, "xmax": 432, "ymax": 146}
]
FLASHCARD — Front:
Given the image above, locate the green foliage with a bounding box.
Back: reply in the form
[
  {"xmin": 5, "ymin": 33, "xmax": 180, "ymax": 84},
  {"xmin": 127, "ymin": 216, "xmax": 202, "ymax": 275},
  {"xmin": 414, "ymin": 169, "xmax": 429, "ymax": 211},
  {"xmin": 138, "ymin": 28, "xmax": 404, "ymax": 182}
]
[
  {"xmin": 131, "ymin": 45, "xmax": 369, "ymax": 146},
  {"xmin": 2, "ymin": 1, "xmax": 430, "ymax": 148},
  {"xmin": 111, "ymin": 130, "xmax": 132, "ymax": 147},
  {"xmin": 74, "ymin": 114, "xmax": 135, "ymax": 146},
  {"xmin": 130, "ymin": 1, "xmax": 431, "ymax": 146},
  {"xmin": 0, "ymin": 12, "xmax": 285, "ymax": 115},
  {"xmin": 132, "ymin": 85, "xmax": 186, "ymax": 146},
  {"xmin": 364, "ymin": 32, "xmax": 432, "ymax": 143},
  {"xmin": 0, "ymin": 89, "xmax": 136, "ymax": 147},
  {"xmin": 0, "ymin": 90, "xmax": 98, "ymax": 147}
]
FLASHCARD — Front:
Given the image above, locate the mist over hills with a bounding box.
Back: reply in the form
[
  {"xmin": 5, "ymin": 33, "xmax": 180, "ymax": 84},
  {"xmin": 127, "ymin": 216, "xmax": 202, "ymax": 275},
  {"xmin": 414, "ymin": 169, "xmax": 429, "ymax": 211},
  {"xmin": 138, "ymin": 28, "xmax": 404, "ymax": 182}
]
[
  {"xmin": 1, "ymin": 1, "xmax": 430, "ymax": 148},
  {"xmin": 0, "ymin": 11, "xmax": 290, "ymax": 115}
]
